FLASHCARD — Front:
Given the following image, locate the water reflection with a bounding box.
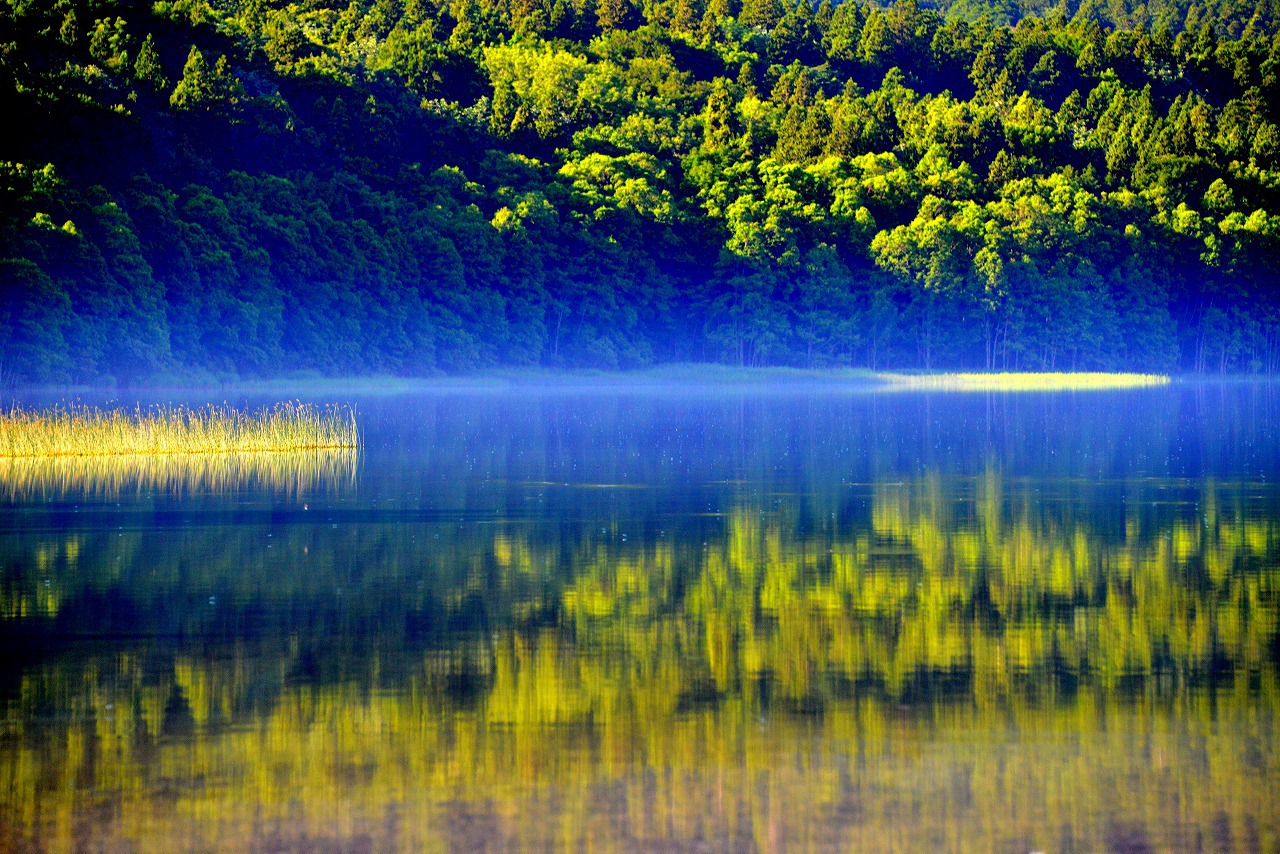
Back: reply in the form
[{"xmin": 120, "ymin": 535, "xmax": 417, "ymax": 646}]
[
  {"xmin": 1, "ymin": 388, "xmax": 1278, "ymax": 852},
  {"xmin": 0, "ymin": 447, "xmax": 359, "ymax": 499}
]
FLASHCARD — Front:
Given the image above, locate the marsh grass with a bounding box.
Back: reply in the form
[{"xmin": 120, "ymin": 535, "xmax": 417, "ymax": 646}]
[
  {"xmin": 875, "ymin": 372, "xmax": 1171, "ymax": 391},
  {"xmin": 0, "ymin": 402, "xmax": 359, "ymax": 458},
  {"xmin": 0, "ymin": 448, "xmax": 359, "ymax": 499}
]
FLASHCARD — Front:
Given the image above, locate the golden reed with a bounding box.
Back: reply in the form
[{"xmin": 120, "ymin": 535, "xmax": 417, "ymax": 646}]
[
  {"xmin": 0, "ymin": 401, "xmax": 358, "ymax": 458},
  {"xmin": 0, "ymin": 402, "xmax": 359, "ymax": 498}
]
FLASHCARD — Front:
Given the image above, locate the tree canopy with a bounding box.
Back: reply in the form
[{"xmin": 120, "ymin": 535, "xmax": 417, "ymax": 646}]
[{"xmin": 1, "ymin": 0, "xmax": 1279, "ymax": 382}]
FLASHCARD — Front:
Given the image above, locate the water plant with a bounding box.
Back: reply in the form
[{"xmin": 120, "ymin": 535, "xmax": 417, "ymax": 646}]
[
  {"xmin": 0, "ymin": 402, "xmax": 359, "ymax": 458},
  {"xmin": 875, "ymin": 372, "xmax": 1171, "ymax": 391}
]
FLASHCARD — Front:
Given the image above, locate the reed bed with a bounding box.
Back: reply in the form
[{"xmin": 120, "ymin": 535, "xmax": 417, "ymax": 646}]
[
  {"xmin": 0, "ymin": 448, "xmax": 359, "ymax": 499},
  {"xmin": 0, "ymin": 402, "xmax": 359, "ymax": 458},
  {"xmin": 875, "ymin": 372, "xmax": 1171, "ymax": 391}
]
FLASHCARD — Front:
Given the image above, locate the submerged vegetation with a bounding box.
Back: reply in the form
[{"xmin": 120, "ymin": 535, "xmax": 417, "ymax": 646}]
[
  {"xmin": 2, "ymin": 0, "xmax": 1280, "ymax": 380},
  {"xmin": 0, "ymin": 402, "xmax": 359, "ymax": 458},
  {"xmin": 877, "ymin": 371, "xmax": 1172, "ymax": 389}
]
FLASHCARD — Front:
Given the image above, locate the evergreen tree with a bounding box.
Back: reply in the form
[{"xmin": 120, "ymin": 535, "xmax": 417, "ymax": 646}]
[
  {"xmin": 739, "ymin": 0, "xmax": 784, "ymax": 30},
  {"xmin": 170, "ymin": 47, "xmax": 216, "ymax": 110},
  {"xmin": 134, "ymin": 34, "xmax": 167, "ymax": 91}
]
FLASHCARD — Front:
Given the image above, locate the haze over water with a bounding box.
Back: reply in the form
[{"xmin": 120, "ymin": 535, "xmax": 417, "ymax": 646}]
[{"xmin": 1, "ymin": 380, "xmax": 1278, "ymax": 852}]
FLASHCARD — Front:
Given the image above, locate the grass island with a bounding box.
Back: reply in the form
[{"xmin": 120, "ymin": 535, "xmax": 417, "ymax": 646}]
[{"xmin": 0, "ymin": 402, "xmax": 359, "ymax": 458}]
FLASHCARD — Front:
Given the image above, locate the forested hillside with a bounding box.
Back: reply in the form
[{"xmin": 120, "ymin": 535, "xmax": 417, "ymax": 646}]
[{"xmin": 2, "ymin": 0, "xmax": 1279, "ymax": 382}]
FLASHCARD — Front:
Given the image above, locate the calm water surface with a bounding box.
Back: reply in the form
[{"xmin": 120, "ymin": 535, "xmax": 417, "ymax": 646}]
[{"xmin": 1, "ymin": 381, "xmax": 1278, "ymax": 852}]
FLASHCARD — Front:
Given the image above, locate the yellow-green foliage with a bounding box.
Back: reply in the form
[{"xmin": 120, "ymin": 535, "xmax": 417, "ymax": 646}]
[
  {"xmin": 0, "ymin": 402, "xmax": 358, "ymax": 458},
  {"xmin": 876, "ymin": 371, "xmax": 1171, "ymax": 390}
]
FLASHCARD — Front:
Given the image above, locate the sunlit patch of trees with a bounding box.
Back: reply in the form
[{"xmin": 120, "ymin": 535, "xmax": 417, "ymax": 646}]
[{"xmin": 2, "ymin": 0, "xmax": 1280, "ymax": 381}]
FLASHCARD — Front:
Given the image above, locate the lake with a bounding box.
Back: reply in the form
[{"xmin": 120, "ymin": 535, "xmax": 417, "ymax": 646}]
[{"xmin": 1, "ymin": 379, "xmax": 1278, "ymax": 852}]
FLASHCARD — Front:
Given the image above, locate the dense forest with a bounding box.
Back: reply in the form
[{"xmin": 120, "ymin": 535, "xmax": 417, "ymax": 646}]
[{"xmin": 2, "ymin": 0, "xmax": 1279, "ymax": 382}]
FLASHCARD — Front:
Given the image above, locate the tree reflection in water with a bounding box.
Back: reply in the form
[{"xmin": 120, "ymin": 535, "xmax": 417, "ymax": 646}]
[{"xmin": 1, "ymin": 466, "xmax": 1275, "ymax": 852}]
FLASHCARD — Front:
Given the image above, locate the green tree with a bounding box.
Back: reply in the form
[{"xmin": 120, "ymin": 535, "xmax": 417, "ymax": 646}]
[
  {"xmin": 134, "ymin": 34, "xmax": 167, "ymax": 90},
  {"xmin": 739, "ymin": 0, "xmax": 784, "ymax": 30},
  {"xmin": 170, "ymin": 48, "xmax": 245, "ymax": 113},
  {"xmin": 170, "ymin": 47, "xmax": 216, "ymax": 110},
  {"xmin": 88, "ymin": 17, "xmax": 131, "ymax": 74},
  {"xmin": 58, "ymin": 10, "xmax": 77, "ymax": 47}
]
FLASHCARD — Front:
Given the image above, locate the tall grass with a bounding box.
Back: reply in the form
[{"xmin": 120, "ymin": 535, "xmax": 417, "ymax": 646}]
[
  {"xmin": 0, "ymin": 402, "xmax": 359, "ymax": 458},
  {"xmin": 875, "ymin": 372, "xmax": 1171, "ymax": 391}
]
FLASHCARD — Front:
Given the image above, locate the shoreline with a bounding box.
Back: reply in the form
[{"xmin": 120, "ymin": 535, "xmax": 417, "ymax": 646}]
[{"xmin": 7, "ymin": 365, "xmax": 1278, "ymax": 396}]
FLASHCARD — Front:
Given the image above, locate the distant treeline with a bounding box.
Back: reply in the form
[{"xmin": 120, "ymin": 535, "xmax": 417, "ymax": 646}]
[{"xmin": 2, "ymin": 0, "xmax": 1279, "ymax": 383}]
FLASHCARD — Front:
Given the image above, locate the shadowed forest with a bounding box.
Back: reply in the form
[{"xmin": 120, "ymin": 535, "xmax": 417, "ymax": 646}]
[{"xmin": 3, "ymin": 0, "xmax": 1280, "ymax": 383}]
